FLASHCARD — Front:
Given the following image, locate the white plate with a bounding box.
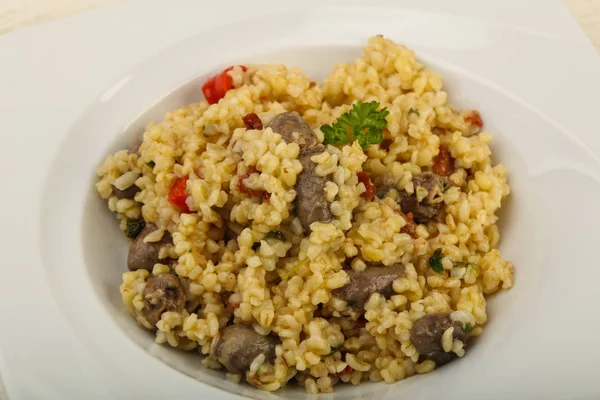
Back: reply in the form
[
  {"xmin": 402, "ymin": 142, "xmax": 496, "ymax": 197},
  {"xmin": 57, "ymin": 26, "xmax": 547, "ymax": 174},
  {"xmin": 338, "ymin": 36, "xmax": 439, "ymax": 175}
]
[{"xmin": 1, "ymin": 0, "xmax": 600, "ymax": 399}]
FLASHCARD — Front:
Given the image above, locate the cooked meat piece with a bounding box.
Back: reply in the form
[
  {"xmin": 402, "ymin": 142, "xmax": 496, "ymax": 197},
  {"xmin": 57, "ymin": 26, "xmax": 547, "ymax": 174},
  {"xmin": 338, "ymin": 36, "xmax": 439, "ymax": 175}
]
[
  {"xmin": 332, "ymin": 263, "xmax": 405, "ymax": 310},
  {"xmin": 295, "ymin": 145, "xmax": 333, "ymax": 231},
  {"xmin": 112, "ymin": 184, "xmax": 140, "ymax": 200},
  {"xmin": 398, "ymin": 194, "xmax": 442, "ymax": 224},
  {"xmin": 269, "ymin": 112, "xmax": 332, "ymax": 232},
  {"xmin": 268, "ymin": 111, "xmax": 318, "ymax": 151},
  {"xmin": 398, "ymin": 172, "xmax": 448, "ymax": 223},
  {"xmin": 214, "ymin": 324, "xmax": 279, "ymax": 374},
  {"xmin": 127, "ymin": 223, "xmax": 172, "ymax": 271},
  {"xmin": 413, "ymin": 172, "xmax": 448, "ymax": 203},
  {"xmin": 410, "ymin": 313, "xmax": 470, "ymax": 366},
  {"xmin": 141, "ymin": 274, "xmax": 185, "ymax": 327}
]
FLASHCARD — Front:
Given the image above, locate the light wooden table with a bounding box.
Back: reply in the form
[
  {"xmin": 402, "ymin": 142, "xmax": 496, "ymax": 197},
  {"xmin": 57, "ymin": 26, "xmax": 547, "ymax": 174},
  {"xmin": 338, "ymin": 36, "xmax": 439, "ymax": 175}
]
[{"xmin": 0, "ymin": 0, "xmax": 598, "ymax": 399}]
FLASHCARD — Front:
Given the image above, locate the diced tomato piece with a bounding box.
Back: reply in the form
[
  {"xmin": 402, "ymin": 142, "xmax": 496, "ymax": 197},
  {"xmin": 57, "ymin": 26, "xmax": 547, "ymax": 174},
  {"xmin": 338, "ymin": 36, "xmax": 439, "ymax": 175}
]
[
  {"xmin": 242, "ymin": 112, "xmax": 263, "ymax": 130},
  {"xmin": 400, "ymin": 211, "xmax": 417, "ymax": 238},
  {"xmin": 201, "ymin": 65, "xmax": 247, "ymax": 105},
  {"xmin": 201, "ymin": 76, "xmax": 216, "ymax": 104},
  {"xmin": 168, "ymin": 176, "xmax": 192, "ymax": 213},
  {"xmin": 433, "ymin": 145, "xmax": 455, "ymax": 177},
  {"xmin": 238, "ymin": 167, "xmax": 264, "ymax": 198},
  {"xmin": 213, "ymin": 71, "xmax": 233, "ymax": 101},
  {"xmin": 357, "ymin": 172, "xmax": 375, "ymax": 200}
]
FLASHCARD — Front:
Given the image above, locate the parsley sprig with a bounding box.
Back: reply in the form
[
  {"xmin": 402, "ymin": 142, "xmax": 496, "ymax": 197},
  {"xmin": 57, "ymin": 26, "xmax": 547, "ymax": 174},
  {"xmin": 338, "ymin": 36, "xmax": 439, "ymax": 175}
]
[{"xmin": 321, "ymin": 101, "xmax": 389, "ymax": 149}]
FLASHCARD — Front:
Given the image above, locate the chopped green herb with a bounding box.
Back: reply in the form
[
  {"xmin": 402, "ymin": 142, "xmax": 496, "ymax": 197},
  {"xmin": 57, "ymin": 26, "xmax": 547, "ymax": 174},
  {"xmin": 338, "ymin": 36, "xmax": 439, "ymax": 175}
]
[
  {"xmin": 252, "ymin": 242, "xmax": 261, "ymax": 251},
  {"xmin": 125, "ymin": 219, "xmax": 146, "ymax": 239},
  {"xmin": 146, "ymin": 161, "xmax": 155, "ymax": 168},
  {"xmin": 266, "ymin": 230, "xmax": 285, "ymax": 241},
  {"xmin": 408, "ymin": 108, "xmax": 420, "ymax": 117},
  {"xmin": 443, "ymin": 182, "xmax": 451, "ymax": 192},
  {"xmin": 321, "ymin": 101, "xmax": 389, "ymax": 149},
  {"xmin": 429, "ymin": 248, "xmax": 444, "ymax": 274},
  {"xmin": 464, "ymin": 323, "xmax": 473, "ymax": 334}
]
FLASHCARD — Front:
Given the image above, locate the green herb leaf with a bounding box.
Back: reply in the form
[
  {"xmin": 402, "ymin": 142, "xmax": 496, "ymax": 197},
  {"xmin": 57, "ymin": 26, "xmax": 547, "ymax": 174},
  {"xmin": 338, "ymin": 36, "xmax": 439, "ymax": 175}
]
[
  {"xmin": 464, "ymin": 323, "xmax": 473, "ymax": 334},
  {"xmin": 266, "ymin": 230, "xmax": 285, "ymax": 241},
  {"xmin": 443, "ymin": 183, "xmax": 451, "ymax": 192},
  {"xmin": 408, "ymin": 108, "xmax": 420, "ymax": 117},
  {"xmin": 125, "ymin": 220, "xmax": 146, "ymax": 239},
  {"xmin": 321, "ymin": 101, "xmax": 389, "ymax": 149},
  {"xmin": 429, "ymin": 248, "xmax": 444, "ymax": 274}
]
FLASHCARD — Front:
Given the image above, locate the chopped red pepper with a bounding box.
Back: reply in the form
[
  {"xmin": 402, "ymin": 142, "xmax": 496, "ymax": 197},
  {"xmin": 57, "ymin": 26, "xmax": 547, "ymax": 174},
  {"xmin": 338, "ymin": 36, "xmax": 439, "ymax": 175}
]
[
  {"xmin": 201, "ymin": 65, "xmax": 247, "ymax": 105},
  {"xmin": 168, "ymin": 176, "xmax": 192, "ymax": 213},
  {"xmin": 242, "ymin": 112, "xmax": 263, "ymax": 130},
  {"xmin": 433, "ymin": 145, "xmax": 455, "ymax": 177},
  {"xmin": 238, "ymin": 167, "xmax": 264, "ymax": 198},
  {"xmin": 357, "ymin": 172, "xmax": 376, "ymax": 200}
]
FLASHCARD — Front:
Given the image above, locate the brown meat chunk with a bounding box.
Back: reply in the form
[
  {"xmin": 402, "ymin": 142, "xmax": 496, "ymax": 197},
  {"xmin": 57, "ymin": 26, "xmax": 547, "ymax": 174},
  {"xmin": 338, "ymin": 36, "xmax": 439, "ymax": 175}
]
[
  {"xmin": 269, "ymin": 112, "xmax": 332, "ymax": 231},
  {"xmin": 127, "ymin": 223, "xmax": 172, "ymax": 271},
  {"xmin": 214, "ymin": 324, "xmax": 279, "ymax": 374},
  {"xmin": 398, "ymin": 172, "xmax": 448, "ymax": 223},
  {"xmin": 410, "ymin": 313, "xmax": 470, "ymax": 366},
  {"xmin": 295, "ymin": 145, "xmax": 333, "ymax": 231},
  {"xmin": 332, "ymin": 263, "xmax": 405, "ymax": 310},
  {"xmin": 112, "ymin": 184, "xmax": 140, "ymax": 200},
  {"xmin": 141, "ymin": 274, "xmax": 185, "ymax": 327},
  {"xmin": 268, "ymin": 111, "xmax": 318, "ymax": 151}
]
